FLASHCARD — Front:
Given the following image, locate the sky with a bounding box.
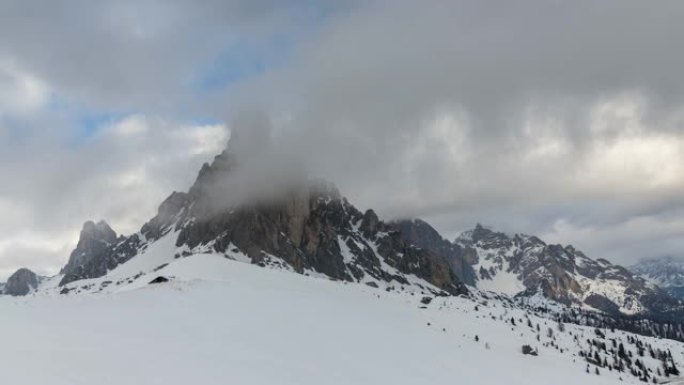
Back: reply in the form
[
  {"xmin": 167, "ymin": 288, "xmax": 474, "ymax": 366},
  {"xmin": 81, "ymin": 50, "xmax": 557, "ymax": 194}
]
[{"xmin": 0, "ymin": 0, "xmax": 683, "ymax": 279}]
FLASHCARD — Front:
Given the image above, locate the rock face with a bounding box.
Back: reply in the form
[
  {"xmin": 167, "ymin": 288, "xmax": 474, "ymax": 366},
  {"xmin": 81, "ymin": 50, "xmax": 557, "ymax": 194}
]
[
  {"xmin": 4, "ymin": 268, "xmax": 39, "ymax": 296},
  {"xmin": 57, "ymin": 142, "xmax": 467, "ymax": 296},
  {"xmin": 62, "ymin": 221, "xmax": 117, "ymax": 276},
  {"xmin": 59, "ymin": 221, "xmax": 142, "ymax": 286},
  {"xmin": 630, "ymin": 256, "xmax": 684, "ymax": 300},
  {"xmin": 452, "ymin": 224, "xmax": 681, "ymax": 317},
  {"xmin": 389, "ymin": 219, "xmax": 477, "ymax": 286}
]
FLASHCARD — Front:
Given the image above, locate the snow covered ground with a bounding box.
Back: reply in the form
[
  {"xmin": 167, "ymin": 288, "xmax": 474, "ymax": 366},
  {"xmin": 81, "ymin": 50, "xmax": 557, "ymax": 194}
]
[{"xmin": 1, "ymin": 254, "xmax": 683, "ymax": 384}]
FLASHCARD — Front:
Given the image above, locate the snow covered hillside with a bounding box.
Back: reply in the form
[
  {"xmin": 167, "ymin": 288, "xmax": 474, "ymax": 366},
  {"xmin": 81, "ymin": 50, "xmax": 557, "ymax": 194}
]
[{"xmin": 2, "ymin": 254, "xmax": 683, "ymax": 385}]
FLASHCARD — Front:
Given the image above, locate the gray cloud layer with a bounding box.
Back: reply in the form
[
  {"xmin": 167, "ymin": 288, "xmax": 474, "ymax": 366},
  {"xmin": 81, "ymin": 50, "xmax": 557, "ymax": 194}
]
[{"xmin": 0, "ymin": 0, "xmax": 683, "ymax": 278}]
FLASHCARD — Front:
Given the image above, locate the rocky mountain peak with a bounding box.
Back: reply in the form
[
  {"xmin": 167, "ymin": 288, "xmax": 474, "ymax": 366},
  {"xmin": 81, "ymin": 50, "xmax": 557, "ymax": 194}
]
[
  {"xmin": 188, "ymin": 149, "xmax": 237, "ymax": 199},
  {"xmin": 59, "ymin": 220, "xmax": 126, "ymax": 285},
  {"xmin": 447, "ymin": 224, "xmax": 683, "ymax": 317},
  {"xmin": 3, "ymin": 268, "xmax": 39, "ymax": 296},
  {"xmin": 457, "ymin": 224, "xmax": 516, "ymax": 251},
  {"xmin": 80, "ymin": 220, "xmax": 117, "ymax": 242},
  {"xmin": 55, "ymin": 143, "xmax": 467, "ymax": 296},
  {"xmin": 359, "ymin": 209, "xmax": 380, "ymax": 238}
]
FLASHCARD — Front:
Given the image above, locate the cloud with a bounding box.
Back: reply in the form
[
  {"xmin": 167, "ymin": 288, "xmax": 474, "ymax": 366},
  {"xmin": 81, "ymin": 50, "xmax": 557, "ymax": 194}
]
[
  {"xmin": 0, "ymin": 62, "xmax": 50, "ymax": 117},
  {"xmin": 0, "ymin": 0, "xmax": 341, "ymax": 115},
  {"xmin": 1, "ymin": 0, "xmax": 684, "ymax": 278},
  {"xmin": 0, "ymin": 115, "xmax": 227, "ymax": 279},
  {"xmin": 224, "ymin": 0, "xmax": 684, "ymax": 264}
]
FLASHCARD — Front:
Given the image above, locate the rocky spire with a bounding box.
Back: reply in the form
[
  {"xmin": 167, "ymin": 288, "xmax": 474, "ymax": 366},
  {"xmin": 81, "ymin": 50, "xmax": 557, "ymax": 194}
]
[{"xmin": 61, "ymin": 220, "xmax": 118, "ymax": 277}]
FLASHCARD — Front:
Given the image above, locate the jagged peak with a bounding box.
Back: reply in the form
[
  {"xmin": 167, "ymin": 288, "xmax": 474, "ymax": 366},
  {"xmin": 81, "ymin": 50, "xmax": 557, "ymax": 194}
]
[
  {"xmin": 456, "ymin": 224, "xmax": 550, "ymax": 248},
  {"xmin": 359, "ymin": 209, "xmax": 380, "ymax": 237},
  {"xmin": 456, "ymin": 223, "xmax": 507, "ymax": 244},
  {"xmin": 79, "ymin": 220, "xmax": 117, "ymax": 243}
]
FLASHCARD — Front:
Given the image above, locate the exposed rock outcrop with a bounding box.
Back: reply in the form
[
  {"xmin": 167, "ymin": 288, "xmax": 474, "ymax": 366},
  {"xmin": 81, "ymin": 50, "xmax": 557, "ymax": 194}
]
[
  {"xmin": 389, "ymin": 219, "xmax": 477, "ymax": 286},
  {"xmin": 59, "ymin": 221, "xmax": 142, "ymax": 286},
  {"xmin": 4, "ymin": 268, "xmax": 39, "ymax": 296},
  {"xmin": 454, "ymin": 224, "xmax": 682, "ymax": 317},
  {"xmin": 61, "ymin": 220, "xmax": 117, "ymax": 276}
]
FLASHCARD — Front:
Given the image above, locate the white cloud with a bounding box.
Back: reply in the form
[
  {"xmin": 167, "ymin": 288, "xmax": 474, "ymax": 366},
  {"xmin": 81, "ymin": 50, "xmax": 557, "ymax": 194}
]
[
  {"xmin": 0, "ymin": 115, "xmax": 228, "ymax": 280},
  {"xmin": 0, "ymin": 62, "xmax": 50, "ymax": 116}
]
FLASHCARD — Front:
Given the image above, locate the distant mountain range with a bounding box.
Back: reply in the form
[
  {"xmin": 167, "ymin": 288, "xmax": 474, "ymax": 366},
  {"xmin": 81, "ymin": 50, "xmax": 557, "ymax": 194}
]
[
  {"xmin": 394, "ymin": 221, "xmax": 682, "ymax": 318},
  {"xmin": 630, "ymin": 256, "xmax": 684, "ymax": 300}
]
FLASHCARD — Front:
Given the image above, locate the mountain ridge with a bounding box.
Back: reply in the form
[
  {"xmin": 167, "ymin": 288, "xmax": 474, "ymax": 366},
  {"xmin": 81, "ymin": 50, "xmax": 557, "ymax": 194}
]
[
  {"xmin": 390, "ymin": 221, "xmax": 683, "ymax": 318},
  {"xmin": 51, "ymin": 141, "xmax": 467, "ymax": 297},
  {"xmin": 5, "ymin": 141, "xmax": 682, "ymax": 322},
  {"xmin": 631, "ymin": 256, "xmax": 684, "ymax": 300}
]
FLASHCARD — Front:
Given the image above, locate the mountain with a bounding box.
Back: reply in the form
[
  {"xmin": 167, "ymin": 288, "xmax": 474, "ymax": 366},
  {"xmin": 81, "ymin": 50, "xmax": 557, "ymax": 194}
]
[
  {"xmin": 60, "ymin": 220, "xmax": 141, "ymax": 286},
  {"xmin": 6, "ymin": 139, "xmax": 684, "ymax": 384},
  {"xmin": 59, "ymin": 221, "xmax": 143, "ymax": 287},
  {"xmin": 54, "ymin": 140, "xmax": 466, "ymax": 297},
  {"xmin": 52, "ymin": 139, "xmax": 681, "ymax": 319},
  {"xmin": 631, "ymin": 256, "xmax": 684, "ymax": 299},
  {"xmin": 389, "ymin": 219, "xmax": 478, "ymax": 286},
  {"xmin": 390, "ymin": 219, "xmax": 683, "ymax": 317},
  {"xmin": 3, "ymin": 268, "xmax": 39, "ymax": 296},
  {"xmin": 450, "ymin": 224, "xmax": 682, "ymax": 317}
]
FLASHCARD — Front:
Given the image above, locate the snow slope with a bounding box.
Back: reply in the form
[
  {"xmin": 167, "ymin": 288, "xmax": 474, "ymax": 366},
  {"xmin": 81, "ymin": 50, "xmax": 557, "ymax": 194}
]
[{"xmin": 2, "ymin": 254, "xmax": 683, "ymax": 385}]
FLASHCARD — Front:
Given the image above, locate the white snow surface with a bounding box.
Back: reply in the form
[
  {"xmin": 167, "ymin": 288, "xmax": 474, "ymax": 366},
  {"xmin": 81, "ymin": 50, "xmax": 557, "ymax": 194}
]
[
  {"xmin": 3, "ymin": 253, "xmax": 684, "ymax": 384},
  {"xmin": 470, "ymin": 245, "xmax": 527, "ymax": 295}
]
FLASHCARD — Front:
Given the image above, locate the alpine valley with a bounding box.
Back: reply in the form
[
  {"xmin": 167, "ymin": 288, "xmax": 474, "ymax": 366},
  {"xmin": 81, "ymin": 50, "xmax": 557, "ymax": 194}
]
[{"xmin": 2, "ymin": 138, "xmax": 684, "ymax": 385}]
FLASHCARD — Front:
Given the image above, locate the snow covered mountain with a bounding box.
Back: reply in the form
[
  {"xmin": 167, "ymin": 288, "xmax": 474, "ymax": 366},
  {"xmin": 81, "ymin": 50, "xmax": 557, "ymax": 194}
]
[
  {"xmin": 391, "ymin": 220, "xmax": 683, "ymax": 318},
  {"xmin": 8, "ymin": 137, "xmax": 677, "ymax": 322},
  {"xmin": 2, "ymin": 139, "xmax": 684, "ymax": 384},
  {"xmin": 54, "ymin": 136, "xmax": 466, "ymax": 297},
  {"xmin": 453, "ymin": 225, "xmax": 682, "ymax": 317},
  {"xmin": 631, "ymin": 256, "xmax": 684, "ymax": 300},
  {"xmin": 0, "ymin": 134, "xmax": 678, "ymax": 327}
]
